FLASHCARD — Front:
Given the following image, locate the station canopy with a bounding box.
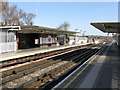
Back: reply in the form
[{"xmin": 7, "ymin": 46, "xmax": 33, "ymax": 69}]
[
  {"xmin": 91, "ymin": 22, "xmax": 120, "ymax": 33},
  {"xmin": 0, "ymin": 26, "xmax": 21, "ymax": 31},
  {"xmin": 18, "ymin": 26, "xmax": 78, "ymax": 34}
]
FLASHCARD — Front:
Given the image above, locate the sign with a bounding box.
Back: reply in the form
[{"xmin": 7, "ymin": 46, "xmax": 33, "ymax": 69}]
[
  {"xmin": 35, "ymin": 39, "xmax": 39, "ymax": 44},
  {"xmin": 48, "ymin": 36, "xmax": 52, "ymax": 43}
]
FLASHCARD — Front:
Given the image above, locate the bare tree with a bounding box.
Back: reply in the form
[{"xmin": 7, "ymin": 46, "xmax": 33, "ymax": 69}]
[
  {"xmin": 22, "ymin": 12, "xmax": 36, "ymax": 26},
  {"xmin": 8, "ymin": 5, "xmax": 21, "ymax": 25},
  {"xmin": 57, "ymin": 22, "xmax": 70, "ymax": 30},
  {"xmin": 0, "ymin": 1, "xmax": 9, "ymax": 25},
  {"xmin": 0, "ymin": 0, "xmax": 36, "ymax": 26}
]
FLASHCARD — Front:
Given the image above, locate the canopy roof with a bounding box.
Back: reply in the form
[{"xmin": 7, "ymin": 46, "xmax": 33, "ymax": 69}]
[
  {"xmin": 0, "ymin": 26, "xmax": 21, "ymax": 31},
  {"xmin": 18, "ymin": 26, "xmax": 77, "ymax": 34},
  {"xmin": 91, "ymin": 22, "xmax": 120, "ymax": 33}
]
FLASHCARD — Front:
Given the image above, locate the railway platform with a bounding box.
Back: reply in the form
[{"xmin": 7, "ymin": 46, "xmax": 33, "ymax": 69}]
[
  {"xmin": 54, "ymin": 43, "xmax": 120, "ymax": 89},
  {"xmin": 0, "ymin": 43, "xmax": 89, "ymax": 62}
]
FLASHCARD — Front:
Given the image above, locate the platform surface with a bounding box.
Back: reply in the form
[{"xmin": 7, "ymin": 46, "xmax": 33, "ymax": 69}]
[{"xmin": 56, "ymin": 43, "xmax": 120, "ymax": 89}]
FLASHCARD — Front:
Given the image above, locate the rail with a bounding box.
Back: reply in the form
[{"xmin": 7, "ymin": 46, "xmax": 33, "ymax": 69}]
[{"xmin": 0, "ymin": 43, "xmax": 106, "ymax": 88}]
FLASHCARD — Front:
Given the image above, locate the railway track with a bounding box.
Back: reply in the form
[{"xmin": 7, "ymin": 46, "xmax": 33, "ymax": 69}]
[
  {"xmin": 0, "ymin": 44, "xmax": 106, "ymax": 89},
  {"xmin": 0, "ymin": 44, "xmax": 92, "ymax": 68}
]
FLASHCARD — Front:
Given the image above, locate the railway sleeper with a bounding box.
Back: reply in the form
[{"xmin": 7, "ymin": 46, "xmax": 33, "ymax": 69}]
[
  {"xmin": 42, "ymin": 76, "xmax": 51, "ymax": 83},
  {"xmin": 15, "ymin": 73, "xmax": 45, "ymax": 88},
  {"xmin": 1, "ymin": 60, "xmax": 61, "ymax": 77},
  {"xmin": 40, "ymin": 62, "xmax": 76, "ymax": 88},
  {"xmin": 50, "ymin": 69, "xmax": 57, "ymax": 78},
  {"xmin": 2, "ymin": 67, "xmax": 41, "ymax": 84},
  {"xmin": 23, "ymin": 73, "xmax": 51, "ymax": 88},
  {"xmin": 49, "ymin": 67, "xmax": 63, "ymax": 78},
  {"xmin": 2, "ymin": 60, "xmax": 51, "ymax": 77},
  {"xmin": 18, "ymin": 62, "xmax": 75, "ymax": 88},
  {"xmin": 1, "ymin": 63, "xmax": 39, "ymax": 77},
  {"xmin": 16, "ymin": 77, "xmax": 38, "ymax": 88},
  {"xmin": 2, "ymin": 72, "xmax": 24, "ymax": 84},
  {"xmin": 2, "ymin": 60, "xmax": 60, "ymax": 83},
  {"xmin": 58, "ymin": 67, "xmax": 64, "ymax": 72},
  {"xmin": 61, "ymin": 62, "xmax": 74, "ymax": 70},
  {"xmin": 26, "ymin": 75, "xmax": 53, "ymax": 88},
  {"xmin": 2, "ymin": 60, "xmax": 63, "ymax": 88},
  {"xmin": 27, "ymin": 80, "xmax": 43, "ymax": 88},
  {"xmin": 1, "ymin": 71, "xmax": 12, "ymax": 78},
  {"xmin": 50, "ymin": 63, "xmax": 69, "ymax": 77}
]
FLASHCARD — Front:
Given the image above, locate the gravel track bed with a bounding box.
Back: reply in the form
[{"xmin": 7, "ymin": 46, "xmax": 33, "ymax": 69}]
[{"xmin": 3, "ymin": 61, "xmax": 69, "ymax": 88}]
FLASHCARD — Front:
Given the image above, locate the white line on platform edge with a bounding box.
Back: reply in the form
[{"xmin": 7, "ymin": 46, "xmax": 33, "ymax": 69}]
[{"xmin": 52, "ymin": 45, "xmax": 107, "ymax": 89}]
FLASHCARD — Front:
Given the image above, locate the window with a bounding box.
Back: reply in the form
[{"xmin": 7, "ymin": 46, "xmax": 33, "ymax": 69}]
[{"xmin": 0, "ymin": 30, "xmax": 15, "ymax": 43}]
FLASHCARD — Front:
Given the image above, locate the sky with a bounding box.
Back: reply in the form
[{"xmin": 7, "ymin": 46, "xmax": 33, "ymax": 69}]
[{"xmin": 9, "ymin": 2, "xmax": 118, "ymax": 36}]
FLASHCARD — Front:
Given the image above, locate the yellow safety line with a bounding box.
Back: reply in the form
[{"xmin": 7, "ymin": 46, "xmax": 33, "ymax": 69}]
[{"xmin": 63, "ymin": 55, "xmax": 98, "ymax": 88}]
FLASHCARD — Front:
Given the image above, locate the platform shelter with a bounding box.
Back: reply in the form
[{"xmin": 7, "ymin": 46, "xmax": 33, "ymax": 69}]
[
  {"xmin": 0, "ymin": 26, "xmax": 21, "ymax": 53},
  {"xmin": 91, "ymin": 22, "xmax": 120, "ymax": 46},
  {"xmin": 17, "ymin": 26, "xmax": 77, "ymax": 49}
]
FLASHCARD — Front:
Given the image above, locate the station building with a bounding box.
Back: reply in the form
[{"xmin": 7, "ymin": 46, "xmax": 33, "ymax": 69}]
[
  {"xmin": 0, "ymin": 25, "xmax": 77, "ymax": 53},
  {"xmin": 68, "ymin": 36, "xmax": 89, "ymax": 45}
]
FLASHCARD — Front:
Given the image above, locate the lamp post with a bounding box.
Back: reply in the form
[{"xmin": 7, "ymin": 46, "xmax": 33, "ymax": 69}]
[
  {"xmin": 75, "ymin": 29, "xmax": 78, "ymax": 32},
  {"xmin": 82, "ymin": 31, "xmax": 86, "ymax": 43},
  {"xmin": 74, "ymin": 29, "xmax": 79, "ymax": 44},
  {"xmin": 75, "ymin": 29, "xmax": 78, "ymax": 37},
  {"xmin": 82, "ymin": 31, "xmax": 86, "ymax": 36},
  {"xmin": 80, "ymin": 30, "xmax": 82, "ymax": 36},
  {"xmin": 75, "ymin": 29, "xmax": 78, "ymax": 34}
]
